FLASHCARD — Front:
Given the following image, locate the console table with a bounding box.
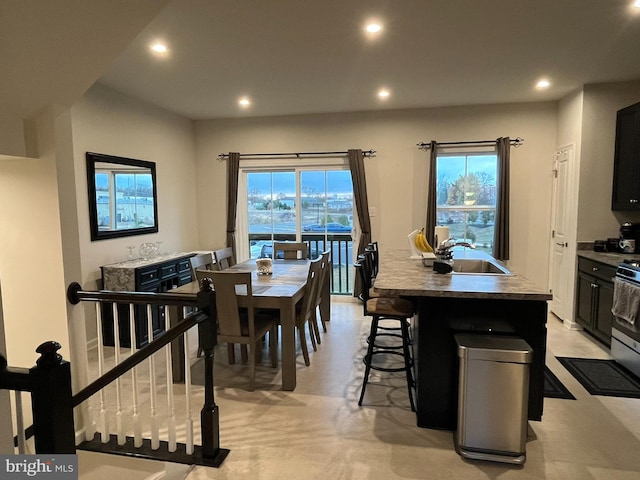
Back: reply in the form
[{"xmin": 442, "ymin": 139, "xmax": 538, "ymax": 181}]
[{"xmin": 101, "ymin": 252, "xmax": 193, "ymax": 348}]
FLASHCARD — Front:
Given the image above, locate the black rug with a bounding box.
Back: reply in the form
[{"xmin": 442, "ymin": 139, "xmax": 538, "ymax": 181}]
[
  {"xmin": 557, "ymin": 357, "xmax": 640, "ymax": 399},
  {"xmin": 544, "ymin": 366, "xmax": 575, "ymax": 400}
]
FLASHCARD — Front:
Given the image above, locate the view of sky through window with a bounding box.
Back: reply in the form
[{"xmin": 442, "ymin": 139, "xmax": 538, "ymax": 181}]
[{"xmin": 436, "ymin": 153, "xmax": 497, "ymax": 254}]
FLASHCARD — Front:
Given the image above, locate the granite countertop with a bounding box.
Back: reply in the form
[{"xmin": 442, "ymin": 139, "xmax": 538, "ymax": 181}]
[
  {"xmin": 102, "ymin": 252, "xmax": 192, "ymax": 270},
  {"xmin": 373, "ymin": 250, "xmax": 552, "ymax": 301},
  {"xmin": 102, "ymin": 252, "xmax": 193, "ymax": 291},
  {"xmin": 577, "ymin": 250, "xmax": 640, "ymax": 268}
]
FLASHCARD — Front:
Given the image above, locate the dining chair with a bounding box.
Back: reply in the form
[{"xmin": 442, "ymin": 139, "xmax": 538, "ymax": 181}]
[
  {"xmin": 310, "ymin": 250, "xmax": 331, "ymax": 344},
  {"xmin": 190, "ymin": 252, "xmax": 215, "ymax": 279},
  {"xmin": 271, "ymin": 256, "xmax": 322, "ymax": 366},
  {"xmin": 209, "ymin": 270, "xmax": 278, "ymax": 391},
  {"xmin": 192, "ymin": 256, "xmax": 244, "ymax": 365},
  {"xmin": 354, "ymin": 257, "xmax": 416, "ymax": 411},
  {"xmin": 273, "ymin": 241, "xmax": 308, "ymax": 260},
  {"xmin": 188, "ymin": 253, "xmax": 218, "ymax": 360},
  {"xmin": 296, "ymin": 256, "xmax": 324, "ymax": 365},
  {"xmin": 214, "ymin": 247, "xmax": 236, "ymax": 270}
]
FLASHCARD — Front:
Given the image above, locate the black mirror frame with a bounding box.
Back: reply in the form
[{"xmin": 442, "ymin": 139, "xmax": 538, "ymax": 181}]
[{"xmin": 86, "ymin": 152, "xmax": 159, "ymax": 241}]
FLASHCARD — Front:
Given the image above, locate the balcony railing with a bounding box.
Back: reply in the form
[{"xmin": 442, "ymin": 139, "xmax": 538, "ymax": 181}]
[{"xmin": 248, "ymin": 233, "xmax": 354, "ymax": 295}]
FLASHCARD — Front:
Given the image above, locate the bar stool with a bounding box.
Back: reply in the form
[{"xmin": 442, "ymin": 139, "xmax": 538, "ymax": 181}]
[{"xmin": 354, "ymin": 258, "xmax": 416, "ymax": 411}]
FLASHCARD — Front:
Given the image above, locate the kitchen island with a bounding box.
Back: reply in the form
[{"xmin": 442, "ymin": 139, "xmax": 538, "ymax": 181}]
[{"xmin": 373, "ymin": 250, "xmax": 552, "ymax": 430}]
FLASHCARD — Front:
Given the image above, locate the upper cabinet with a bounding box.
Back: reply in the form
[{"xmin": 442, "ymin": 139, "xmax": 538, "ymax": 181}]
[{"xmin": 612, "ymin": 101, "xmax": 640, "ymax": 210}]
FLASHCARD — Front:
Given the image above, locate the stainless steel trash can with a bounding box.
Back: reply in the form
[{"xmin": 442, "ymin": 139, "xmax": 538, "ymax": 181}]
[{"xmin": 454, "ymin": 334, "xmax": 533, "ymax": 465}]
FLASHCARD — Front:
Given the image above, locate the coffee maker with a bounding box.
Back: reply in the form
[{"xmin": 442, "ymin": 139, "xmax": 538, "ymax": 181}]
[{"xmin": 620, "ymin": 222, "xmax": 637, "ymax": 253}]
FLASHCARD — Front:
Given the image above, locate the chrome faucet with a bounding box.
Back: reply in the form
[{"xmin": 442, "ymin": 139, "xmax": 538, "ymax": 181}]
[{"xmin": 435, "ymin": 237, "xmax": 476, "ymax": 261}]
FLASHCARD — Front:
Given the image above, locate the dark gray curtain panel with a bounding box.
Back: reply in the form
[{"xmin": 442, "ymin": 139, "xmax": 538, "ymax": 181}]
[
  {"xmin": 493, "ymin": 137, "xmax": 510, "ymax": 260},
  {"xmin": 226, "ymin": 152, "xmax": 240, "ymax": 256},
  {"xmin": 425, "ymin": 140, "xmax": 438, "ymax": 247},
  {"xmin": 348, "ymin": 149, "xmax": 371, "ymax": 298}
]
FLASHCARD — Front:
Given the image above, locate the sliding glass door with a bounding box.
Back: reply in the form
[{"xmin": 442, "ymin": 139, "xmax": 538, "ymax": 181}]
[{"xmin": 241, "ymin": 166, "xmax": 354, "ymax": 294}]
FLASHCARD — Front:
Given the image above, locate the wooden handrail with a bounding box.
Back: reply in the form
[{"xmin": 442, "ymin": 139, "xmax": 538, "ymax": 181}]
[{"xmin": 67, "ymin": 281, "xmax": 198, "ymax": 307}]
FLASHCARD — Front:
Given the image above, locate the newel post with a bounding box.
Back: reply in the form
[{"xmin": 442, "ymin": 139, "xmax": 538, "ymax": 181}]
[
  {"xmin": 196, "ymin": 278, "xmax": 228, "ymax": 465},
  {"xmin": 29, "ymin": 341, "xmax": 76, "ymax": 453}
]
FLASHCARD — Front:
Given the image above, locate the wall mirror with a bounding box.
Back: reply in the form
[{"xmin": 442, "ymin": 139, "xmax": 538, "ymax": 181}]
[{"xmin": 86, "ymin": 152, "xmax": 159, "ymax": 241}]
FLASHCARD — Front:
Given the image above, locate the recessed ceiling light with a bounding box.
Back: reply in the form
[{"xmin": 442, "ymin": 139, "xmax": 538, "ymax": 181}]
[
  {"xmin": 634, "ymin": 0, "xmax": 640, "ymax": 8},
  {"xmin": 366, "ymin": 23, "xmax": 382, "ymax": 33},
  {"xmin": 238, "ymin": 97, "xmax": 251, "ymax": 108},
  {"xmin": 377, "ymin": 89, "xmax": 390, "ymax": 98},
  {"xmin": 150, "ymin": 43, "xmax": 168, "ymax": 54},
  {"xmin": 535, "ymin": 79, "xmax": 551, "ymax": 90}
]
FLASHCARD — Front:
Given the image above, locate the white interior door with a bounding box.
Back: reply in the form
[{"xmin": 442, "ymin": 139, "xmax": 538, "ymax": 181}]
[{"xmin": 549, "ymin": 146, "xmax": 576, "ymax": 323}]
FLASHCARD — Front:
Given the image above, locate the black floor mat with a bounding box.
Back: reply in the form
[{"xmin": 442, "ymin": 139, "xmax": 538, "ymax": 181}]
[
  {"xmin": 544, "ymin": 365, "xmax": 575, "ymax": 400},
  {"xmin": 557, "ymin": 357, "xmax": 640, "ymax": 398}
]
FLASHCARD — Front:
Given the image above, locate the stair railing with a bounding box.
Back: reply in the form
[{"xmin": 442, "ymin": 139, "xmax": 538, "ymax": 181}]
[{"xmin": 0, "ymin": 279, "xmax": 229, "ymax": 467}]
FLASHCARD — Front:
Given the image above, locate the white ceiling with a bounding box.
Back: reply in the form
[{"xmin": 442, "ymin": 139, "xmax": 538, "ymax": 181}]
[
  {"xmin": 96, "ymin": 0, "xmax": 640, "ymax": 120},
  {"xmin": 2, "ymin": 0, "xmax": 639, "ymax": 129},
  {"xmin": 0, "ymin": 0, "xmax": 168, "ymax": 120}
]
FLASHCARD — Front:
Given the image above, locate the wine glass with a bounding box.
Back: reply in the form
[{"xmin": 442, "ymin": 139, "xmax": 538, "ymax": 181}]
[
  {"xmin": 155, "ymin": 241, "xmax": 164, "ymax": 255},
  {"xmin": 127, "ymin": 246, "xmax": 136, "ymax": 260}
]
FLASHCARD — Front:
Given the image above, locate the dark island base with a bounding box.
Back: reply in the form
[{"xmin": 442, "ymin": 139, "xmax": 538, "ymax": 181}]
[{"xmin": 412, "ymin": 296, "xmax": 548, "ymax": 430}]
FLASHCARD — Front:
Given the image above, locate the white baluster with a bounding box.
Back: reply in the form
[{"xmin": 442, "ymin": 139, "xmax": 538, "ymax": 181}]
[
  {"xmin": 113, "ymin": 303, "xmax": 125, "ymax": 446},
  {"xmin": 97, "ymin": 303, "xmax": 109, "ymax": 443},
  {"xmin": 14, "ymin": 391, "xmax": 26, "ymax": 453},
  {"xmin": 148, "ymin": 304, "xmax": 159, "ymax": 450},
  {"xmin": 165, "ymin": 305, "xmax": 177, "ymax": 452},
  {"xmin": 183, "ymin": 307, "xmax": 194, "ymax": 454},
  {"xmin": 79, "ymin": 305, "xmax": 98, "ymax": 443},
  {"xmin": 129, "ymin": 303, "xmax": 142, "ymax": 448}
]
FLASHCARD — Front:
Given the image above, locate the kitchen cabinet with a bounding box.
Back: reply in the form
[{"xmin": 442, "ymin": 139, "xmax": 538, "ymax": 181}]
[
  {"xmin": 575, "ymin": 257, "xmax": 615, "ymax": 346},
  {"xmin": 101, "ymin": 253, "xmax": 193, "ymax": 348},
  {"xmin": 611, "ymin": 101, "xmax": 640, "ymax": 210}
]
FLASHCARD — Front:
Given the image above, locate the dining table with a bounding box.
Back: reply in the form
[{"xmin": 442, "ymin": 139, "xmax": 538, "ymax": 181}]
[{"xmin": 171, "ymin": 258, "xmax": 329, "ymax": 391}]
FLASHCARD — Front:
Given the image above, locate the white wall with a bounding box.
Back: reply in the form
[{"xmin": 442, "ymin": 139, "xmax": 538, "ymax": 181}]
[
  {"xmin": 0, "ymin": 153, "xmax": 68, "ymax": 367},
  {"xmin": 195, "ymin": 102, "xmax": 557, "ymax": 289},
  {"xmin": 578, "ymin": 80, "xmax": 640, "ymax": 241},
  {"xmin": 557, "ymin": 89, "xmax": 584, "ymax": 157},
  {"xmin": 59, "ymin": 84, "xmax": 199, "ymax": 347},
  {"xmin": 0, "ymin": 282, "xmax": 14, "ymax": 453},
  {"xmin": 69, "ymin": 84, "xmax": 200, "ymax": 288}
]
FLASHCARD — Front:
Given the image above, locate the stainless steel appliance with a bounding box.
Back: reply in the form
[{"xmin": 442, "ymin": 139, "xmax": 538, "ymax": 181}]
[
  {"xmin": 619, "ymin": 222, "xmax": 637, "ymax": 253},
  {"xmin": 612, "ymin": 261, "xmax": 640, "ymax": 378}
]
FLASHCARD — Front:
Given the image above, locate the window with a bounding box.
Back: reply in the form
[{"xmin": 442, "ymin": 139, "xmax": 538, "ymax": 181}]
[
  {"xmin": 436, "ymin": 152, "xmax": 497, "ymax": 254},
  {"xmin": 239, "ymin": 162, "xmax": 354, "ymax": 294}
]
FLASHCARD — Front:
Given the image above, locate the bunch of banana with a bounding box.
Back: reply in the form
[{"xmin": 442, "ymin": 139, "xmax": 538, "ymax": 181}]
[{"xmin": 414, "ymin": 228, "xmax": 434, "ymax": 253}]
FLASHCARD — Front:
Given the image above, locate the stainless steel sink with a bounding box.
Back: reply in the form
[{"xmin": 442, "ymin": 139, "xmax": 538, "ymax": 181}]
[{"xmin": 451, "ymin": 258, "xmax": 510, "ymax": 275}]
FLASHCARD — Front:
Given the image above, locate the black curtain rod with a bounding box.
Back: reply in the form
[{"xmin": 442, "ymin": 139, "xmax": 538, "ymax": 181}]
[
  {"xmin": 217, "ymin": 149, "xmax": 376, "ymax": 160},
  {"xmin": 417, "ymin": 137, "xmax": 524, "ymax": 150}
]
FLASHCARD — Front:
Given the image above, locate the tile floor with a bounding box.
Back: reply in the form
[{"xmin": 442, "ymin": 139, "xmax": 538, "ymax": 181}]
[{"xmin": 78, "ymin": 297, "xmax": 640, "ymax": 480}]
